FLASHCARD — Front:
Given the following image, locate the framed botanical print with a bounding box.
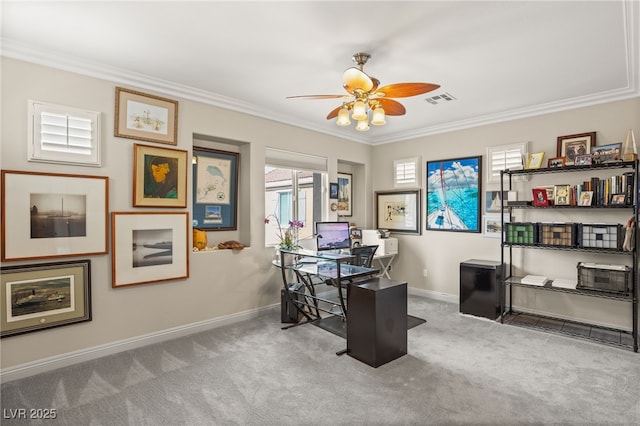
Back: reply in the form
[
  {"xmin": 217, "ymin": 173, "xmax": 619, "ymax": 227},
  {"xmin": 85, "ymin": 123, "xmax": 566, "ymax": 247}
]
[
  {"xmin": 1, "ymin": 170, "xmax": 108, "ymax": 261},
  {"xmin": 1, "ymin": 259, "xmax": 92, "ymax": 338},
  {"xmin": 192, "ymin": 147, "xmax": 239, "ymax": 230},
  {"xmin": 375, "ymin": 189, "xmax": 421, "ymax": 234},
  {"xmin": 337, "ymin": 172, "xmax": 353, "ymax": 216},
  {"xmin": 133, "ymin": 143, "xmax": 188, "ymax": 207},
  {"xmin": 114, "ymin": 87, "xmax": 178, "ymax": 145}
]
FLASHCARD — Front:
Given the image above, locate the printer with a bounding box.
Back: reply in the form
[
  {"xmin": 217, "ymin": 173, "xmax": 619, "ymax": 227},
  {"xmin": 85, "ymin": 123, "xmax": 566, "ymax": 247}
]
[{"xmin": 361, "ymin": 229, "xmax": 398, "ymax": 256}]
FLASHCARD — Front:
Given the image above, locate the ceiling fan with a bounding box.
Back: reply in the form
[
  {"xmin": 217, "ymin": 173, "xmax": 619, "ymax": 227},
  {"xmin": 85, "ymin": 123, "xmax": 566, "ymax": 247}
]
[{"xmin": 287, "ymin": 52, "xmax": 440, "ymax": 131}]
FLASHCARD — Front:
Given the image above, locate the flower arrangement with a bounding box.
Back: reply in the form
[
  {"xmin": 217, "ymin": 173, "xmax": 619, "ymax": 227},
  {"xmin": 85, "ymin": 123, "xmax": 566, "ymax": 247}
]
[{"xmin": 265, "ymin": 213, "xmax": 303, "ymax": 249}]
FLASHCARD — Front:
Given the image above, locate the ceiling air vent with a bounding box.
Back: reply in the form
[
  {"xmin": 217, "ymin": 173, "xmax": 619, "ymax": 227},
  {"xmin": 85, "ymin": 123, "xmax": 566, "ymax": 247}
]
[{"xmin": 425, "ymin": 92, "xmax": 456, "ymax": 105}]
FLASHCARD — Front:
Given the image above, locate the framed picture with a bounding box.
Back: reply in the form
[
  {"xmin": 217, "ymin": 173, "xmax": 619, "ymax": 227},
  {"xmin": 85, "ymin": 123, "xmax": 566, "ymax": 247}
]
[
  {"xmin": 483, "ymin": 214, "xmax": 510, "ymax": 239},
  {"xmin": 329, "ymin": 182, "xmax": 339, "ymax": 199},
  {"xmin": 114, "ymin": 87, "xmax": 178, "ymax": 145},
  {"xmin": 485, "ymin": 190, "xmax": 517, "ymax": 213},
  {"xmin": 578, "ymin": 191, "xmax": 594, "ymax": 206},
  {"xmin": 1, "ymin": 170, "xmax": 108, "ymax": 262},
  {"xmin": 532, "ymin": 188, "xmax": 549, "ymax": 207},
  {"xmin": 526, "ymin": 152, "xmax": 545, "ymax": 169},
  {"xmin": 574, "ymin": 154, "xmax": 592, "ymax": 166},
  {"xmin": 337, "ymin": 172, "xmax": 353, "ymax": 217},
  {"xmin": 111, "ymin": 212, "xmax": 189, "ymax": 288},
  {"xmin": 591, "ymin": 143, "xmax": 622, "ymax": 164},
  {"xmin": 547, "ymin": 157, "xmax": 566, "ymax": 168},
  {"xmin": 133, "ymin": 144, "xmax": 188, "ymax": 208},
  {"xmin": 375, "ymin": 189, "xmax": 421, "ymax": 234},
  {"xmin": 554, "ymin": 184, "xmax": 572, "ymax": 206},
  {"xmin": 1, "ymin": 259, "xmax": 91, "ymax": 338},
  {"xmin": 192, "ymin": 147, "xmax": 239, "ymax": 230},
  {"xmin": 426, "ymin": 156, "xmax": 482, "ymax": 233},
  {"xmin": 610, "ymin": 193, "xmax": 626, "ymax": 206},
  {"xmin": 557, "ymin": 132, "xmax": 595, "ymax": 165}
]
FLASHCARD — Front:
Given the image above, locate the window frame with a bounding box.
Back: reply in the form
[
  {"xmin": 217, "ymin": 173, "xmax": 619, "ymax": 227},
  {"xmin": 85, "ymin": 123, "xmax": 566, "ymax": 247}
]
[
  {"xmin": 486, "ymin": 142, "xmax": 528, "ymax": 184},
  {"xmin": 394, "ymin": 157, "xmax": 420, "ymax": 188}
]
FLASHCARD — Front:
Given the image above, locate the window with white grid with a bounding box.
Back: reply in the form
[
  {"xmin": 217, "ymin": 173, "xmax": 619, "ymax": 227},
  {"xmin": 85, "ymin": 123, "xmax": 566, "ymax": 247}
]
[
  {"xmin": 394, "ymin": 157, "xmax": 420, "ymax": 187},
  {"xmin": 28, "ymin": 100, "xmax": 101, "ymax": 166},
  {"xmin": 486, "ymin": 142, "xmax": 528, "ymax": 183}
]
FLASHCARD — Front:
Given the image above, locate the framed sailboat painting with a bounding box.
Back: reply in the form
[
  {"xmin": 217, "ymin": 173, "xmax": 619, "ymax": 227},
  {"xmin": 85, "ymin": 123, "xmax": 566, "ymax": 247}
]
[{"xmin": 426, "ymin": 156, "xmax": 482, "ymax": 233}]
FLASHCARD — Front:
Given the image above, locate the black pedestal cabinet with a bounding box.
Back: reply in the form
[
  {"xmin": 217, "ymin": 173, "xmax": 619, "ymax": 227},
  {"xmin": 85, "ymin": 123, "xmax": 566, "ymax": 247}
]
[{"xmin": 460, "ymin": 259, "xmax": 503, "ymax": 320}]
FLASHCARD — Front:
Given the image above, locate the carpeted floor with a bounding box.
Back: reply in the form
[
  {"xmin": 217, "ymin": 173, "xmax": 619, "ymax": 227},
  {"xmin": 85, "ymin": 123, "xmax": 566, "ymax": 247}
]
[{"xmin": 1, "ymin": 295, "xmax": 639, "ymax": 425}]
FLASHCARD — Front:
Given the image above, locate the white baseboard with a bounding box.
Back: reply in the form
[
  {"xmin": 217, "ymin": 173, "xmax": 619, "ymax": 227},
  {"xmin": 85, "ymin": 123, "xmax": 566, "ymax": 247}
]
[
  {"xmin": 0, "ymin": 304, "xmax": 278, "ymax": 384},
  {"xmin": 408, "ymin": 287, "xmax": 458, "ymax": 304}
]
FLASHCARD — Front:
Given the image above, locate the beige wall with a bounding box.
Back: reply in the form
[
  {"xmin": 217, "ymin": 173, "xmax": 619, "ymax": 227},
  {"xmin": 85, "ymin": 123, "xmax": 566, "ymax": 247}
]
[
  {"xmin": 0, "ymin": 58, "xmax": 372, "ymax": 371},
  {"xmin": 372, "ymin": 97, "xmax": 639, "ymax": 330}
]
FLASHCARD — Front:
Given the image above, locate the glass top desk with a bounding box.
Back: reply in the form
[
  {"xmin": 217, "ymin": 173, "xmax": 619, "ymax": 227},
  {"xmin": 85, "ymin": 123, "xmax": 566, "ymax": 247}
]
[{"xmin": 276, "ymin": 248, "xmax": 379, "ymax": 323}]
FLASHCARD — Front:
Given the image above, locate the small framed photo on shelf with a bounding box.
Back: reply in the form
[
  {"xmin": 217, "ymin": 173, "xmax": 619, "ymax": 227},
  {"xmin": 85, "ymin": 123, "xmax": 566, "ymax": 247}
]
[
  {"xmin": 591, "ymin": 143, "xmax": 622, "ymax": 164},
  {"xmin": 547, "ymin": 157, "xmax": 566, "ymax": 168},
  {"xmin": 578, "ymin": 191, "xmax": 593, "ymax": 206},
  {"xmin": 554, "ymin": 184, "xmax": 572, "ymax": 206},
  {"xmin": 526, "ymin": 152, "xmax": 545, "ymax": 169},
  {"xmin": 532, "ymin": 188, "xmax": 549, "ymax": 207},
  {"xmin": 574, "ymin": 154, "xmax": 592, "ymax": 166},
  {"xmin": 610, "ymin": 193, "xmax": 626, "ymax": 206},
  {"xmin": 557, "ymin": 132, "xmax": 595, "ymax": 165}
]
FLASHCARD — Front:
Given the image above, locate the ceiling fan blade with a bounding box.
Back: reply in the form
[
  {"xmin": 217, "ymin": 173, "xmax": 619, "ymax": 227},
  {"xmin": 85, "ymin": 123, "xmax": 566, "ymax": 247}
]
[
  {"xmin": 286, "ymin": 94, "xmax": 347, "ymax": 100},
  {"xmin": 375, "ymin": 83, "xmax": 440, "ymax": 98},
  {"xmin": 343, "ymin": 67, "xmax": 374, "ymax": 93},
  {"xmin": 326, "ymin": 105, "xmax": 343, "ymax": 120},
  {"xmin": 370, "ymin": 77, "xmax": 380, "ymax": 93},
  {"xmin": 376, "ymin": 98, "xmax": 406, "ymax": 116}
]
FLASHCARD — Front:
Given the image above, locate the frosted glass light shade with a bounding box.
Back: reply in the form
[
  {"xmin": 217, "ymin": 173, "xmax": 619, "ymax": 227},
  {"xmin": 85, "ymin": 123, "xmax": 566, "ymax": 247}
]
[
  {"xmin": 351, "ymin": 100, "xmax": 367, "ymax": 121},
  {"xmin": 371, "ymin": 106, "xmax": 386, "ymax": 125},
  {"xmin": 355, "ymin": 119, "xmax": 370, "ymax": 132},
  {"xmin": 336, "ymin": 107, "xmax": 351, "ymax": 126}
]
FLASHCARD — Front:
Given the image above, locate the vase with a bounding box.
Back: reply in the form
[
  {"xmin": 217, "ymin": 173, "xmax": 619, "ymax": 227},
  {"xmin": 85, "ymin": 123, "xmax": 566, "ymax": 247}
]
[{"xmin": 193, "ymin": 228, "xmax": 207, "ymax": 250}]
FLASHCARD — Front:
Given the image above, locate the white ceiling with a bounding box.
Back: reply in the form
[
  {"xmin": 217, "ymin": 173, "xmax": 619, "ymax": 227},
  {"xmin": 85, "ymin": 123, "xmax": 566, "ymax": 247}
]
[{"xmin": 1, "ymin": 1, "xmax": 638, "ymax": 145}]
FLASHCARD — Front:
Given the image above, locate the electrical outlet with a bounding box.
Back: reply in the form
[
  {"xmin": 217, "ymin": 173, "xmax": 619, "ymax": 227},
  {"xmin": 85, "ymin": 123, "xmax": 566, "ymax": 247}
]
[
  {"xmin": 387, "ymin": 265, "xmax": 392, "ymax": 272},
  {"xmin": 423, "ymin": 269, "xmax": 428, "ymax": 277}
]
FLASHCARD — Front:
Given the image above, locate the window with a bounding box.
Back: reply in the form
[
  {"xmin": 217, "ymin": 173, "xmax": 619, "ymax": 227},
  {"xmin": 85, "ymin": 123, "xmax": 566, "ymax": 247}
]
[
  {"xmin": 394, "ymin": 157, "xmax": 419, "ymax": 187},
  {"xmin": 486, "ymin": 142, "xmax": 528, "ymax": 183},
  {"xmin": 28, "ymin": 100, "xmax": 101, "ymax": 166}
]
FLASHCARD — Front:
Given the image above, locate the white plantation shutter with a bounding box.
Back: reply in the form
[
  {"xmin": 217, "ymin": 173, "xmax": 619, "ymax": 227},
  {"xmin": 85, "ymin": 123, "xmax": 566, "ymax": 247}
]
[
  {"xmin": 394, "ymin": 157, "xmax": 419, "ymax": 187},
  {"xmin": 487, "ymin": 142, "xmax": 527, "ymax": 183},
  {"xmin": 28, "ymin": 100, "xmax": 101, "ymax": 166}
]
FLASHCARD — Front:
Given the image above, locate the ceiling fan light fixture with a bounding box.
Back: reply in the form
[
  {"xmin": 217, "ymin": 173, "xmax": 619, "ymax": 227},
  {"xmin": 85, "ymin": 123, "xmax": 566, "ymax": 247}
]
[
  {"xmin": 336, "ymin": 106, "xmax": 351, "ymax": 126},
  {"xmin": 355, "ymin": 119, "xmax": 370, "ymax": 132},
  {"xmin": 371, "ymin": 105, "xmax": 386, "ymax": 125},
  {"xmin": 351, "ymin": 99, "xmax": 367, "ymax": 121}
]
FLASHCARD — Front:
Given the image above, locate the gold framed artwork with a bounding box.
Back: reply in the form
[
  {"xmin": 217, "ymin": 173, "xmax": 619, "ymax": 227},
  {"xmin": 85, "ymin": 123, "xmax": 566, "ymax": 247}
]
[
  {"xmin": 554, "ymin": 184, "xmax": 571, "ymax": 206},
  {"xmin": 526, "ymin": 152, "xmax": 545, "ymax": 169},
  {"xmin": 1, "ymin": 259, "xmax": 92, "ymax": 338},
  {"xmin": 557, "ymin": 132, "xmax": 595, "ymax": 165},
  {"xmin": 133, "ymin": 144, "xmax": 188, "ymax": 208},
  {"xmin": 115, "ymin": 87, "xmax": 178, "ymax": 145},
  {"xmin": 111, "ymin": 212, "xmax": 189, "ymax": 288},
  {"xmin": 1, "ymin": 170, "xmax": 109, "ymax": 262}
]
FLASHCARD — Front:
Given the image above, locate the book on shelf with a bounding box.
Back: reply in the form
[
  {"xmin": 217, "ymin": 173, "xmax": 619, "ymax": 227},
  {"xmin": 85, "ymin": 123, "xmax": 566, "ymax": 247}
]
[
  {"xmin": 551, "ymin": 278, "xmax": 577, "ymax": 289},
  {"xmin": 520, "ymin": 275, "xmax": 549, "ymax": 286}
]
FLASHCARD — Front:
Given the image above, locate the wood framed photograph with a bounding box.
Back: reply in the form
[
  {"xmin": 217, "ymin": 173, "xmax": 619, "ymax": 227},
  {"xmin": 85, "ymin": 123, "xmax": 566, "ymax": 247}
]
[
  {"xmin": 574, "ymin": 154, "xmax": 592, "ymax": 166},
  {"xmin": 483, "ymin": 214, "xmax": 510, "ymax": 239},
  {"xmin": 578, "ymin": 191, "xmax": 594, "ymax": 206},
  {"xmin": 591, "ymin": 143, "xmax": 622, "ymax": 164},
  {"xmin": 111, "ymin": 212, "xmax": 189, "ymax": 288},
  {"xmin": 1, "ymin": 259, "xmax": 91, "ymax": 338},
  {"xmin": 337, "ymin": 172, "xmax": 353, "ymax": 216},
  {"xmin": 192, "ymin": 147, "xmax": 239, "ymax": 230},
  {"xmin": 557, "ymin": 132, "xmax": 595, "ymax": 165},
  {"xmin": 526, "ymin": 152, "xmax": 545, "ymax": 169},
  {"xmin": 329, "ymin": 182, "xmax": 339, "ymax": 199},
  {"xmin": 547, "ymin": 157, "xmax": 566, "ymax": 168},
  {"xmin": 426, "ymin": 156, "xmax": 482, "ymax": 233},
  {"xmin": 610, "ymin": 193, "xmax": 626, "ymax": 206},
  {"xmin": 114, "ymin": 87, "xmax": 178, "ymax": 145},
  {"xmin": 554, "ymin": 184, "xmax": 572, "ymax": 206},
  {"xmin": 532, "ymin": 188, "xmax": 549, "ymax": 207},
  {"xmin": 375, "ymin": 189, "xmax": 421, "ymax": 234},
  {"xmin": 133, "ymin": 143, "xmax": 188, "ymax": 208},
  {"xmin": 1, "ymin": 170, "xmax": 108, "ymax": 262}
]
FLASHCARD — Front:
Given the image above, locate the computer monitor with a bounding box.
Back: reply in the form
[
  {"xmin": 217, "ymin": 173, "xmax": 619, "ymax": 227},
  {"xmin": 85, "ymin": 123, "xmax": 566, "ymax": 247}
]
[{"xmin": 315, "ymin": 221, "xmax": 351, "ymax": 251}]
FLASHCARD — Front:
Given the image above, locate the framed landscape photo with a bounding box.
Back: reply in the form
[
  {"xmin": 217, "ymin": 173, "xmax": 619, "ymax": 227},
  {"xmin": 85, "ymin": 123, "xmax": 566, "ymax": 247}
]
[
  {"xmin": 591, "ymin": 143, "xmax": 622, "ymax": 164},
  {"xmin": 1, "ymin": 259, "xmax": 91, "ymax": 338},
  {"xmin": 111, "ymin": 212, "xmax": 189, "ymax": 288},
  {"xmin": 337, "ymin": 173, "xmax": 353, "ymax": 216},
  {"xmin": 485, "ymin": 190, "xmax": 517, "ymax": 213},
  {"xmin": 1, "ymin": 170, "xmax": 108, "ymax": 262},
  {"xmin": 133, "ymin": 143, "xmax": 188, "ymax": 207},
  {"xmin": 483, "ymin": 214, "xmax": 510, "ymax": 239},
  {"xmin": 375, "ymin": 189, "xmax": 421, "ymax": 234},
  {"xmin": 426, "ymin": 156, "xmax": 481, "ymax": 233},
  {"xmin": 192, "ymin": 147, "xmax": 239, "ymax": 230},
  {"xmin": 547, "ymin": 157, "xmax": 566, "ymax": 168},
  {"xmin": 557, "ymin": 132, "xmax": 595, "ymax": 165},
  {"xmin": 115, "ymin": 87, "xmax": 178, "ymax": 145}
]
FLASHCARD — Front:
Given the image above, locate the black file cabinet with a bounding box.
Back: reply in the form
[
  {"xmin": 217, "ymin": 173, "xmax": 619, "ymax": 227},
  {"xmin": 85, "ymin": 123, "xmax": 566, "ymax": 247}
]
[{"xmin": 459, "ymin": 259, "xmax": 503, "ymax": 320}]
